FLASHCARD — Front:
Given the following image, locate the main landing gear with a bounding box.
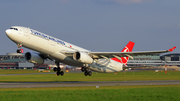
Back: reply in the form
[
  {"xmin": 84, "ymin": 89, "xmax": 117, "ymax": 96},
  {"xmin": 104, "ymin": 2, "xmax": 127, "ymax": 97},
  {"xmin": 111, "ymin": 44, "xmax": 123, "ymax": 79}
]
[
  {"xmin": 16, "ymin": 44, "xmax": 23, "ymax": 53},
  {"xmin": 53, "ymin": 61, "xmax": 64, "ymax": 76},
  {"xmin": 81, "ymin": 67, "xmax": 92, "ymax": 76}
]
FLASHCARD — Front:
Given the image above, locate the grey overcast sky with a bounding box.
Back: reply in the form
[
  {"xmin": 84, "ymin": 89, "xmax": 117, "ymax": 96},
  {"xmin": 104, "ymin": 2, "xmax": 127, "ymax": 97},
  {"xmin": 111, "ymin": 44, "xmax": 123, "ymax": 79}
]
[{"xmin": 0, "ymin": 0, "xmax": 179, "ymax": 55}]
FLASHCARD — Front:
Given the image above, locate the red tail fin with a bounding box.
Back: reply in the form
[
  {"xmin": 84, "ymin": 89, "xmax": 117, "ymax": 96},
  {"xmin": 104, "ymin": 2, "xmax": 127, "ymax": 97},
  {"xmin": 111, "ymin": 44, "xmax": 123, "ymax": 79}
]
[{"xmin": 111, "ymin": 41, "xmax": 135, "ymax": 65}]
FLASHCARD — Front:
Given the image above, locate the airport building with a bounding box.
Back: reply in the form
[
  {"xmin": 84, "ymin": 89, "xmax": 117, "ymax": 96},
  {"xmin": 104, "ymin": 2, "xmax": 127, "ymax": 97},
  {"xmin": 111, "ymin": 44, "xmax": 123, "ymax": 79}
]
[
  {"xmin": 128, "ymin": 53, "xmax": 180, "ymax": 66},
  {"xmin": 0, "ymin": 53, "xmax": 24, "ymax": 60},
  {"xmin": 160, "ymin": 53, "xmax": 180, "ymax": 61},
  {"xmin": 0, "ymin": 53, "xmax": 67, "ymax": 69}
]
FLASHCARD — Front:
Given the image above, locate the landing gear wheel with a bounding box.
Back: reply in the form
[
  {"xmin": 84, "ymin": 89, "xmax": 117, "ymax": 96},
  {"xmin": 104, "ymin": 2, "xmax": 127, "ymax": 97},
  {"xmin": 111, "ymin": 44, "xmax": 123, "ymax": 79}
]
[
  {"xmin": 81, "ymin": 67, "xmax": 86, "ymax": 72},
  {"xmin": 17, "ymin": 49, "xmax": 21, "ymax": 53},
  {"xmin": 55, "ymin": 61, "xmax": 65, "ymax": 76},
  {"xmin": 16, "ymin": 44, "xmax": 23, "ymax": 53},
  {"xmin": 60, "ymin": 71, "xmax": 64, "ymax": 76},
  {"xmin": 88, "ymin": 71, "xmax": 92, "ymax": 76},
  {"xmin": 57, "ymin": 71, "xmax": 64, "ymax": 76},
  {"xmin": 84, "ymin": 71, "xmax": 92, "ymax": 76},
  {"xmin": 57, "ymin": 71, "xmax": 60, "ymax": 76},
  {"xmin": 56, "ymin": 66, "xmax": 61, "ymax": 76},
  {"xmin": 17, "ymin": 49, "xmax": 23, "ymax": 53},
  {"xmin": 84, "ymin": 71, "xmax": 88, "ymax": 76},
  {"xmin": 53, "ymin": 67, "xmax": 57, "ymax": 72}
]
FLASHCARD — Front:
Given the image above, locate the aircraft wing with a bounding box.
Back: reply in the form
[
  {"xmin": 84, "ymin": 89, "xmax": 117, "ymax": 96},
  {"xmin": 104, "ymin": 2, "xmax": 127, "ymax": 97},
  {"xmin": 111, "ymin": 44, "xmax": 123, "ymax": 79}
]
[
  {"xmin": 90, "ymin": 46, "xmax": 176, "ymax": 59},
  {"xmin": 60, "ymin": 46, "xmax": 176, "ymax": 59}
]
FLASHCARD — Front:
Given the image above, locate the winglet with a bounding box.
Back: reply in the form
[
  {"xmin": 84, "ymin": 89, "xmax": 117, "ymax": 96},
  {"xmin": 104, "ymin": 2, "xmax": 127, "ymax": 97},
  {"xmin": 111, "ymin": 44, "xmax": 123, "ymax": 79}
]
[{"xmin": 168, "ymin": 46, "xmax": 176, "ymax": 52}]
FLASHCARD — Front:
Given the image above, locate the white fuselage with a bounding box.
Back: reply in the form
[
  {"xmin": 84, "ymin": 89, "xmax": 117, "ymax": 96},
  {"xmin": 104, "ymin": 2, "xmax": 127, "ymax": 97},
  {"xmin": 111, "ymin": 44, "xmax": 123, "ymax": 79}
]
[{"xmin": 5, "ymin": 26, "xmax": 123, "ymax": 72}]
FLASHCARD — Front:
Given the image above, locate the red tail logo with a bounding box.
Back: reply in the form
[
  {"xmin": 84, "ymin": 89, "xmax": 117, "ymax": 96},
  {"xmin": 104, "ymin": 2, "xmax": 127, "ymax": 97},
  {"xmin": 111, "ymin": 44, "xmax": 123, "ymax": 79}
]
[{"xmin": 111, "ymin": 41, "xmax": 135, "ymax": 65}]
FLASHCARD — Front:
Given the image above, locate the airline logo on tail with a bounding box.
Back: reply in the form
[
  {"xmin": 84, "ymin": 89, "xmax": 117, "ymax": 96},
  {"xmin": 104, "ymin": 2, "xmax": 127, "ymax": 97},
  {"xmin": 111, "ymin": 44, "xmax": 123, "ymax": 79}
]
[{"xmin": 111, "ymin": 41, "xmax": 135, "ymax": 65}]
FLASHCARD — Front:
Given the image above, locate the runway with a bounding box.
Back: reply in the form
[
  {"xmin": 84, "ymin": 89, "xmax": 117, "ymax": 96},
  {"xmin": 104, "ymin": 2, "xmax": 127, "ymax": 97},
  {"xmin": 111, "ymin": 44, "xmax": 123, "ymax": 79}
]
[{"xmin": 0, "ymin": 80, "xmax": 180, "ymax": 88}]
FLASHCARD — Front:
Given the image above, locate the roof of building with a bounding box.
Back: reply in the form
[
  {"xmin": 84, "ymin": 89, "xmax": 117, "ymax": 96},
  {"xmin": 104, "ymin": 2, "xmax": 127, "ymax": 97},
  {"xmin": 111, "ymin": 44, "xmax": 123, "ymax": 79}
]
[
  {"xmin": 6, "ymin": 53, "xmax": 24, "ymax": 56},
  {"xmin": 161, "ymin": 53, "xmax": 180, "ymax": 57},
  {"xmin": 0, "ymin": 59, "xmax": 26, "ymax": 63}
]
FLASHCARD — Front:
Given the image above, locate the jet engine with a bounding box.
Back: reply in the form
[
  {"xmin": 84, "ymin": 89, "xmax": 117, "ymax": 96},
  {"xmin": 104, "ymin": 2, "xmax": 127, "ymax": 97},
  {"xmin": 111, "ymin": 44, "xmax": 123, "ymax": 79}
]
[
  {"xmin": 73, "ymin": 52, "xmax": 93, "ymax": 64},
  {"xmin": 25, "ymin": 52, "xmax": 44, "ymax": 64}
]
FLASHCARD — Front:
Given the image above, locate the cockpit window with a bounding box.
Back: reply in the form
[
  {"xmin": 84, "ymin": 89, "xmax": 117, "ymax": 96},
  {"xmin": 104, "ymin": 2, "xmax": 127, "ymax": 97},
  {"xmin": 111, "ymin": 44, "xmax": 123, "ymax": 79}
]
[{"xmin": 10, "ymin": 27, "xmax": 18, "ymax": 31}]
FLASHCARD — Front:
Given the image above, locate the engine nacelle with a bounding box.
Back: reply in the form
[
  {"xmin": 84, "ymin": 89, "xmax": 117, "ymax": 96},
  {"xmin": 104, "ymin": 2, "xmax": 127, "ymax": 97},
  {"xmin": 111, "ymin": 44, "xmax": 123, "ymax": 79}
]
[
  {"xmin": 25, "ymin": 52, "xmax": 44, "ymax": 64},
  {"xmin": 73, "ymin": 52, "xmax": 93, "ymax": 64}
]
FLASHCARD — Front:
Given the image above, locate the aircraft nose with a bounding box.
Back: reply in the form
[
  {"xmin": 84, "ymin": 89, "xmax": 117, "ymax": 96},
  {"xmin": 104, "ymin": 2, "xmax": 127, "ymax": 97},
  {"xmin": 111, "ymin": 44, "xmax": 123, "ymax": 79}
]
[{"xmin": 5, "ymin": 29, "xmax": 11, "ymax": 35}]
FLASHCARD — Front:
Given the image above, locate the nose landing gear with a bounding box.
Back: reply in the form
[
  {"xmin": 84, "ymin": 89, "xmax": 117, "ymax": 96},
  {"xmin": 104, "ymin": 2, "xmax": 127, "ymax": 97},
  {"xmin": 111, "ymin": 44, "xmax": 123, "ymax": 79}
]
[
  {"xmin": 17, "ymin": 49, "xmax": 23, "ymax": 53},
  {"xmin": 16, "ymin": 44, "xmax": 23, "ymax": 53}
]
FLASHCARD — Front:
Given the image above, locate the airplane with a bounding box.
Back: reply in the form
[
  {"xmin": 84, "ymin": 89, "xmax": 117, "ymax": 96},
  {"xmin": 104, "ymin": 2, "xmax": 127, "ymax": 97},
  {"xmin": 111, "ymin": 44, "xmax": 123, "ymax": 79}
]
[{"xmin": 5, "ymin": 26, "xmax": 176, "ymax": 76}]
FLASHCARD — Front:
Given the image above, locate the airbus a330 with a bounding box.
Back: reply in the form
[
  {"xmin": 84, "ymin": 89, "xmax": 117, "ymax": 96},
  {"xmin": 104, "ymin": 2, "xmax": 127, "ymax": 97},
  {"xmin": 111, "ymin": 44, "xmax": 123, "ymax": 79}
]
[{"xmin": 5, "ymin": 26, "xmax": 176, "ymax": 76}]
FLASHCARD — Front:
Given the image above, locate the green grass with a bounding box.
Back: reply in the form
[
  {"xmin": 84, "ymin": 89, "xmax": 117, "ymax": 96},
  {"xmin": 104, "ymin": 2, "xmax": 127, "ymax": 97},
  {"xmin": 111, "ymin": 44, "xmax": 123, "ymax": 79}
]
[
  {"xmin": 0, "ymin": 69, "xmax": 40, "ymax": 74},
  {"xmin": 0, "ymin": 70, "xmax": 180, "ymax": 101},
  {"xmin": 0, "ymin": 85, "xmax": 180, "ymax": 101},
  {"xmin": 0, "ymin": 70, "xmax": 180, "ymax": 82}
]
